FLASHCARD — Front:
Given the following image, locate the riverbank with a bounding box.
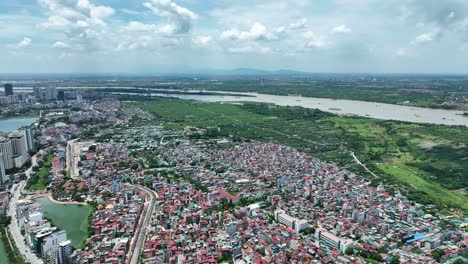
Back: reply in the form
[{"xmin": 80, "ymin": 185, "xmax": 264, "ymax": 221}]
[{"xmin": 115, "ymin": 91, "xmax": 468, "ymax": 127}]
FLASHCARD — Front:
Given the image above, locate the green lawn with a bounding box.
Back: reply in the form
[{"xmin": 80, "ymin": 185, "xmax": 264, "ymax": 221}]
[
  {"xmin": 379, "ymin": 164, "xmax": 468, "ymax": 212},
  {"xmin": 36, "ymin": 197, "xmax": 93, "ymax": 248}
]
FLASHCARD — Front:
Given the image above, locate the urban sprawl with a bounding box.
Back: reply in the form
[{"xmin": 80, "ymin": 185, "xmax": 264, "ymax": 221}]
[{"xmin": 0, "ymin": 83, "xmax": 467, "ymax": 264}]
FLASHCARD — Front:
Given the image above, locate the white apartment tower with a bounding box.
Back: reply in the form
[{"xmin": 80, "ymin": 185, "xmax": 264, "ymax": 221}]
[{"xmin": 0, "ymin": 137, "xmax": 13, "ymax": 169}]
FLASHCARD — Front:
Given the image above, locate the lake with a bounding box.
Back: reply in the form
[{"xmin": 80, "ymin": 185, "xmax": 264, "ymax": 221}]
[
  {"xmin": 0, "ymin": 117, "xmax": 38, "ymax": 132},
  {"xmin": 36, "ymin": 197, "xmax": 93, "ymax": 248},
  {"xmin": 121, "ymin": 91, "xmax": 468, "ymax": 127}
]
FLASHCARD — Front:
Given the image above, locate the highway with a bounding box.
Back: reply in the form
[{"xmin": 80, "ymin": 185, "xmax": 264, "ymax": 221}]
[
  {"xmin": 8, "ymin": 155, "xmax": 44, "ymax": 264},
  {"xmin": 128, "ymin": 184, "xmax": 158, "ymax": 264}
]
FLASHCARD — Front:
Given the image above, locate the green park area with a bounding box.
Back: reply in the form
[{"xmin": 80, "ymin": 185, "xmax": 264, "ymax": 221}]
[
  {"xmin": 127, "ymin": 97, "xmax": 468, "ymax": 214},
  {"xmin": 26, "ymin": 154, "xmax": 54, "ymax": 191},
  {"xmin": 0, "ymin": 238, "xmax": 8, "ymax": 264},
  {"xmin": 36, "ymin": 197, "xmax": 93, "ymax": 248}
]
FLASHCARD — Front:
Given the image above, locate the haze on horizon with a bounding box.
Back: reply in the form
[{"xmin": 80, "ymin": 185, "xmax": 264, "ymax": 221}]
[{"xmin": 1, "ymin": 0, "xmax": 468, "ymax": 74}]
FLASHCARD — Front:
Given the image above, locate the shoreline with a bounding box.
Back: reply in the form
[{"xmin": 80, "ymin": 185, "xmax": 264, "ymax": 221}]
[{"xmin": 34, "ymin": 193, "xmax": 88, "ymax": 206}]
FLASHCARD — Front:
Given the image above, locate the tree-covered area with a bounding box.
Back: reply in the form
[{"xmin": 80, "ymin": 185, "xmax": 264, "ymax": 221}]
[
  {"xmin": 0, "ymin": 215, "xmax": 26, "ymax": 264},
  {"xmin": 26, "ymin": 153, "xmax": 54, "ymax": 191}
]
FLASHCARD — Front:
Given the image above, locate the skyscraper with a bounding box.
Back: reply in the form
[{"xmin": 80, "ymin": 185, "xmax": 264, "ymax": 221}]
[
  {"xmin": 57, "ymin": 90, "xmax": 65, "ymax": 101},
  {"xmin": 20, "ymin": 128, "xmax": 35, "ymax": 152},
  {"xmin": 34, "ymin": 87, "xmax": 58, "ymax": 100},
  {"xmin": 46, "ymin": 87, "xmax": 57, "ymax": 100},
  {"xmin": 8, "ymin": 132, "xmax": 28, "ymax": 167},
  {"xmin": 0, "ymin": 137, "xmax": 13, "ymax": 170},
  {"xmin": 4, "ymin": 83, "xmax": 13, "ymax": 96},
  {"xmin": 0, "ymin": 153, "xmax": 7, "ymax": 186},
  {"xmin": 58, "ymin": 240, "xmax": 73, "ymax": 264}
]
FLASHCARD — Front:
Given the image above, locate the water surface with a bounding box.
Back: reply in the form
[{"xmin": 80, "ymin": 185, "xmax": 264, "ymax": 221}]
[
  {"xmin": 135, "ymin": 91, "xmax": 468, "ymax": 127},
  {"xmin": 36, "ymin": 197, "xmax": 92, "ymax": 248},
  {"xmin": 0, "ymin": 117, "xmax": 37, "ymax": 132}
]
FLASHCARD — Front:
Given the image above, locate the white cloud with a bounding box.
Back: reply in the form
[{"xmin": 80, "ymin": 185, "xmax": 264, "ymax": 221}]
[
  {"xmin": 304, "ymin": 31, "xmax": 329, "ymax": 48},
  {"xmin": 411, "ymin": 28, "xmax": 441, "ymax": 45},
  {"xmin": 38, "ymin": 0, "xmax": 115, "ymax": 30},
  {"xmin": 120, "ymin": 9, "xmax": 141, "ymax": 15},
  {"xmin": 447, "ymin": 11, "xmax": 455, "ymax": 20},
  {"xmin": 332, "ymin": 24, "xmax": 352, "ymax": 34},
  {"xmin": 143, "ymin": 0, "xmax": 198, "ymax": 34},
  {"xmin": 192, "ymin": 35, "xmax": 212, "ymax": 46},
  {"xmin": 228, "ymin": 45, "xmax": 271, "ymax": 54},
  {"xmin": 289, "ymin": 18, "xmax": 307, "ymax": 30},
  {"xmin": 221, "ymin": 22, "xmax": 282, "ymax": 41},
  {"xmin": 52, "ymin": 41, "xmax": 70, "ymax": 49},
  {"xmin": 122, "ymin": 21, "xmax": 159, "ymax": 32},
  {"xmin": 38, "ymin": 0, "xmax": 115, "ymax": 52},
  {"xmin": 17, "ymin": 37, "xmax": 32, "ymax": 48}
]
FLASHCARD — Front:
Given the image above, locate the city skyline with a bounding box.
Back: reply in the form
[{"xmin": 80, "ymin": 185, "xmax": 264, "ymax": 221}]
[{"xmin": 1, "ymin": 0, "xmax": 468, "ymax": 74}]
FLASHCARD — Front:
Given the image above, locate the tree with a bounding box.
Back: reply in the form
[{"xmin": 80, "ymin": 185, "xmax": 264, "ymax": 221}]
[
  {"xmin": 390, "ymin": 255, "xmax": 400, "ymax": 264},
  {"xmin": 431, "ymin": 250, "xmax": 443, "ymax": 262},
  {"xmin": 345, "ymin": 247, "xmax": 354, "ymax": 255}
]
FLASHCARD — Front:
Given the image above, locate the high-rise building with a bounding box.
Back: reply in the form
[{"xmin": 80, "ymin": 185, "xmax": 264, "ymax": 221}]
[
  {"xmin": 46, "ymin": 87, "xmax": 57, "ymax": 100},
  {"xmin": 0, "ymin": 137, "xmax": 13, "ymax": 170},
  {"xmin": 34, "ymin": 87, "xmax": 57, "ymax": 100},
  {"xmin": 33, "ymin": 87, "xmax": 42, "ymax": 99},
  {"xmin": 58, "ymin": 240, "xmax": 73, "ymax": 264},
  {"xmin": 37, "ymin": 229, "xmax": 68, "ymax": 259},
  {"xmin": 8, "ymin": 132, "xmax": 28, "ymax": 167},
  {"xmin": 4, "ymin": 83, "xmax": 13, "ymax": 96},
  {"xmin": 57, "ymin": 90, "xmax": 65, "ymax": 101},
  {"xmin": 19, "ymin": 128, "xmax": 35, "ymax": 152},
  {"xmin": 0, "ymin": 153, "xmax": 7, "ymax": 186}
]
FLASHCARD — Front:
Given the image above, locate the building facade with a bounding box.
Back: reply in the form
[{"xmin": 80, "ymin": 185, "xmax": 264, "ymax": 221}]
[
  {"xmin": 20, "ymin": 127, "xmax": 35, "ymax": 152},
  {"xmin": 0, "ymin": 153, "xmax": 6, "ymax": 186},
  {"xmin": 0, "ymin": 137, "xmax": 13, "ymax": 169},
  {"xmin": 4, "ymin": 83, "xmax": 13, "ymax": 96},
  {"xmin": 9, "ymin": 132, "xmax": 28, "ymax": 167}
]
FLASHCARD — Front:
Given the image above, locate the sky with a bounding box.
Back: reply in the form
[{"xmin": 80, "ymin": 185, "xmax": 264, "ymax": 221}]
[{"xmin": 1, "ymin": 0, "xmax": 468, "ymax": 74}]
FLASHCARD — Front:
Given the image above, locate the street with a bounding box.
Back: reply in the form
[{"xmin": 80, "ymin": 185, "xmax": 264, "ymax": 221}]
[
  {"xmin": 7, "ymin": 155, "xmax": 44, "ymax": 264},
  {"xmin": 128, "ymin": 184, "xmax": 158, "ymax": 264}
]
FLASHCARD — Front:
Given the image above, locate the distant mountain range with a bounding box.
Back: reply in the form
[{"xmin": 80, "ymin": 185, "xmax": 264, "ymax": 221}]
[{"xmin": 215, "ymin": 68, "xmax": 311, "ymax": 76}]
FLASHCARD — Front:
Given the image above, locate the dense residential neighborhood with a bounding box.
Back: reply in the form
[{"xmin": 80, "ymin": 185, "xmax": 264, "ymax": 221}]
[{"xmin": 0, "ymin": 84, "xmax": 467, "ymax": 264}]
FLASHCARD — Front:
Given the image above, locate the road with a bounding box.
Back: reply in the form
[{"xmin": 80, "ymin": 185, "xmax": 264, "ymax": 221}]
[
  {"xmin": 128, "ymin": 184, "xmax": 158, "ymax": 264},
  {"xmin": 350, "ymin": 151, "xmax": 379, "ymax": 179},
  {"xmin": 8, "ymin": 155, "xmax": 44, "ymax": 264}
]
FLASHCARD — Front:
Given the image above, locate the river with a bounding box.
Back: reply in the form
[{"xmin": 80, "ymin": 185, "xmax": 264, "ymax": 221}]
[
  {"xmin": 121, "ymin": 91, "xmax": 468, "ymax": 127},
  {"xmin": 0, "ymin": 117, "xmax": 38, "ymax": 132}
]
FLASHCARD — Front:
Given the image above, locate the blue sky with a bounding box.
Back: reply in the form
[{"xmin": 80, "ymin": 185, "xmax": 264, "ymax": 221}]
[{"xmin": 1, "ymin": 0, "xmax": 468, "ymax": 74}]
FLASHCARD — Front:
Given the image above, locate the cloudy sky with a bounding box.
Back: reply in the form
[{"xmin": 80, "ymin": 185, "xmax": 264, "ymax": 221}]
[{"xmin": 1, "ymin": 0, "xmax": 468, "ymax": 74}]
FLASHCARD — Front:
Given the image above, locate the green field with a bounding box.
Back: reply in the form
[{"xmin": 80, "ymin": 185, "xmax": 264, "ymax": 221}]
[
  {"xmin": 0, "ymin": 238, "xmax": 8, "ymax": 264},
  {"xmin": 127, "ymin": 97, "xmax": 468, "ymax": 214},
  {"xmin": 36, "ymin": 197, "xmax": 93, "ymax": 248},
  {"xmin": 27, "ymin": 154, "xmax": 54, "ymax": 191}
]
